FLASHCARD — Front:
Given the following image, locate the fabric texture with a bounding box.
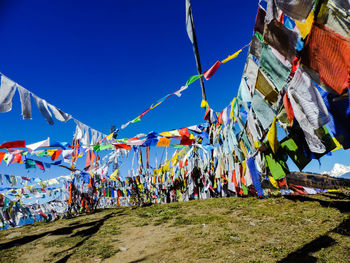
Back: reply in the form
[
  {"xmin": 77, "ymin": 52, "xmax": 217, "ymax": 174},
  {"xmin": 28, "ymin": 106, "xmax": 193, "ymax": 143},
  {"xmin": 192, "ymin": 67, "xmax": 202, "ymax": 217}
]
[
  {"xmin": 267, "ymin": 117, "xmax": 279, "ymax": 154},
  {"xmin": 0, "ymin": 75, "xmax": 17, "ymax": 113},
  {"xmin": 17, "ymin": 85, "xmax": 32, "ymax": 119},
  {"xmin": 255, "ymin": 69, "xmax": 279, "ymax": 104},
  {"xmin": 265, "ymin": 150, "xmax": 289, "ymax": 180},
  {"xmin": 287, "ymin": 68, "xmax": 330, "ymax": 153},
  {"xmin": 203, "ymin": 61, "xmax": 221, "ymax": 80},
  {"xmin": 283, "ymin": 92, "xmax": 294, "ymax": 125},
  {"xmin": 280, "ymin": 127, "xmax": 311, "ymax": 170},
  {"xmin": 260, "ymin": 44, "xmax": 291, "ymax": 91},
  {"xmin": 265, "ymin": 0, "xmax": 281, "ymax": 24},
  {"xmin": 26, "ymin": 138, "xmax": 50, "ymax": 152},
  {"xmin": 275, "ymin": 0, "xmax": 313, "ymax": 22},
  {"xmin": 317, "ymin": 0, "xmax": 350, "ymax": 39},
  {"xmin": 254, "ymin": 5, "xmax": 266, "ymax": 34},
  {"xmin": 250, "ymin": 32, "xmax": 263, "ymax": 59},
  {"xmin": 238, "ymin": 77, "xmax": 252, "ymax": 103},
  {"xmin": 302, "ymin": 22, "xmax": 350, "ymax": 95},
  {"xmin": 263, "ymin": 19, "xmax": 298, "ymax": 61},
  {"xmin": 32, "ymin": 94, "xmax": 54, "ymax": 125},
  {"xmin": 0, "ymin": 141, "xmax": 26, "ymax": 149},
  {"xmin": 295, "ymin": 10, "xmax": 314, "ymax": 39},
  {"xmin": 318, "ymin": 86, "xmax": 350, "ymax": 149},
  {"xmin": 251, "ymin": 90, "xmax": 276, "ymax": 130},
  {"xmin": 243, "ymin": 55, "xmax": 259, "ymax": 89},
  {"xmin": 48, "ymin": 103, "xmax": 72, "ymax": 122},
  {"xmin": 247, "ymin": 157, "xmax": 264, "ymax": 197}
]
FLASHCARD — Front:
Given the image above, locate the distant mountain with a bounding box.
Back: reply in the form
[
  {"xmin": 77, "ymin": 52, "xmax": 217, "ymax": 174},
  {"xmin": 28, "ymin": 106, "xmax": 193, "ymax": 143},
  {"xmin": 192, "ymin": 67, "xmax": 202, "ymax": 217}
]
[{"xmin": 323, "ymin": 163, "xmax": 350, "ymax": 179}]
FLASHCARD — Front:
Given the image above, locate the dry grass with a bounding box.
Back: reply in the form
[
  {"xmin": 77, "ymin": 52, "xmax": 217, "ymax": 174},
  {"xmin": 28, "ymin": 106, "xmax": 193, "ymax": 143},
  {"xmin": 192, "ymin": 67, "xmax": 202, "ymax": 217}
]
[{"xmin": 0, "ymin": 192, "xmax": 349, "ymax": 262}]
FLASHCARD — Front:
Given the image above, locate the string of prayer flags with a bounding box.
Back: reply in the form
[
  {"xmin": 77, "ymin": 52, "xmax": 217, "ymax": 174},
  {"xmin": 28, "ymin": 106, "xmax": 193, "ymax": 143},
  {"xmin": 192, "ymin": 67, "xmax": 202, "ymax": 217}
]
[{"xmin": 0, "ymin": 73, "xmax": 105, "ymax": 147}]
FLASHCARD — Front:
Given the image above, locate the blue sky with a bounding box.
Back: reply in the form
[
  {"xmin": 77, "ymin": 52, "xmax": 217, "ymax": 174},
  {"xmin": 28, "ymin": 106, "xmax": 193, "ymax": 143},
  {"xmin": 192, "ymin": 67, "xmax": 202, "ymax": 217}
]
[{"xmin": 0, "ymin": 0, "xmax": 349, "ymax": 184}]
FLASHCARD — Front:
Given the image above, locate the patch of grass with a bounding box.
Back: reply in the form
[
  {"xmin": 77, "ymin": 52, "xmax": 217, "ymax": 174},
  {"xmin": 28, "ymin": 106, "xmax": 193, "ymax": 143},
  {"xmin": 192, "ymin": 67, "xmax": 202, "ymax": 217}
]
[
  {"xmin": 133, "ymin": 220, "xmax": 149, "ymax": 227},
  {"xmin": 153, "ymin": 216, "xmax": 171, "ymax": 226},
  {"xmin": 214, "ymin": 231, "xmax": 244, "ymax": 245},
  {"xmin": 172, "ymin": 214, "xmax": 226, "ymax": 226},
  {"xmin": 74, "ymin": 239, "xmax": 120, "ymax": 259},
  {"xmin": 44, "ymin": 235, "xmax": 84, "ymax": 248},
  {"xmin": 1, "ymin": 190, "xmax": 349, "ymax": 263},
  {"xmin": 0, "ymin": 246, "xmax": 18, "ymax": 263},
  {"xmin": 137, "ymin": 205, "xmax": 180, "ymax": 219},
  {"xmin": 98, "ymin": 224, "xmax": 121, "ymax": 236}
]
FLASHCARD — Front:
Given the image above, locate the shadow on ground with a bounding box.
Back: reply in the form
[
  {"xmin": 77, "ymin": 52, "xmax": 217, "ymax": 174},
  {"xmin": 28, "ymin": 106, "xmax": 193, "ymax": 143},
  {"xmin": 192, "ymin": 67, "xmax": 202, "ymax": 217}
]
[
  {"xmin": 278, "ymin": 194, "xmax": 350, "ymax": 262},
  {"xmin": 0, "ymin": 210, "xmax": 125, "ymax": 263}
]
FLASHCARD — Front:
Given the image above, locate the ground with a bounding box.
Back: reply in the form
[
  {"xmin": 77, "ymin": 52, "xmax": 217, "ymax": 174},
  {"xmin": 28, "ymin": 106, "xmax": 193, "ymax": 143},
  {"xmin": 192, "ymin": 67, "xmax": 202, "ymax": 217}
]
[{"xmin": 0, "ymin": 192, "xmax": 349, "ymax": 263}]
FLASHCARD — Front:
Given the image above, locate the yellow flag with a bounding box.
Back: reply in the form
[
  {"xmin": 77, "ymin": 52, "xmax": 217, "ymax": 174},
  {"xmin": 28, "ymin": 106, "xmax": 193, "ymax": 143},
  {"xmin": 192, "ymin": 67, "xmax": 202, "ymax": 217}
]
[
  {"xmin": 110, "ymin": 169, "xmax": 119, "ymax": 180},
  {"xmin": 242, "ymin": 160, "xmax": 246, "ymax": 178},
  {"xmin": 269, "ymin": 176, "xmax": 279, "ymax": 189},
  {"xmin": 254, "ymin": 140, "xmax": 260, "ymax": 149},
  {"xmin": 221, "ymin": 49, "xmax": 242, "ymax": 63},
  {"xmin": 295, "ymin": 11, "xmax": 314, "ymax": 39},
  {"xmin": 200, "ymin": 99, "xmax": 209, "ymax": 108},
  {"xmin": 267, "ymin": 117, "xmax": 279, "ymax": 154},
  {"xmin": 230, "ymin": 97, "xmax": 236, "ymax": 119},
  {"xmin": 159, "ymin": 130, "xmax": 180, "ymax": 137},
  {"xmin": 331, "ymin": 137, "xmax": 343, "ymax": 152},
  {"xmin": 107, "ymin": 132, "xmax": 113, "ymax": 140},
  {"xmin": 46, "ymin": 149, "xmax": 56, "ymax": 156}
]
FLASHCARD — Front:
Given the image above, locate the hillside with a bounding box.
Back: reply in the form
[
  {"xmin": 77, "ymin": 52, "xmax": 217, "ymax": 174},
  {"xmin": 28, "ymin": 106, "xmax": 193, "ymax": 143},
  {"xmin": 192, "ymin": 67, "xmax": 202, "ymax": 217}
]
[{"xmin": 0, "ymin": 192, "xmax": 349, "ymax": 263}]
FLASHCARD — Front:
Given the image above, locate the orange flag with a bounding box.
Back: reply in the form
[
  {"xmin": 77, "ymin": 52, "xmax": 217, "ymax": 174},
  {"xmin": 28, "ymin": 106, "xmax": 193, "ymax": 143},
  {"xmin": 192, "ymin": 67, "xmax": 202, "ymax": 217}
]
[
  {"xmin": 90, "ymin": 151, "xmax": 95, "ymax": 171},
  {"xmin": 85, "ymin": 150, "xmax": 91, "ymax": 169},
  {"xmin": 0, "ymin": 152, "xmax": 6, "ymax": 164},
  {"xmin": 51, "ymin": 150, "xmax": 62, "ymax": 161},
  {"xmin": 95, "ymin": 154, "xmax": 100, "ymax": 169},
  {"xmin": 156, "ymin": 137, "xmax": 171, "ymax": 147}
]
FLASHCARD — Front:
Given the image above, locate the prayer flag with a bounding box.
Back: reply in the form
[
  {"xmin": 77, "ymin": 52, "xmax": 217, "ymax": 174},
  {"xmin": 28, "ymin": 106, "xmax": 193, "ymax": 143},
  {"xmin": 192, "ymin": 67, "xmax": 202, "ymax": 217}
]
[
  {"xmin": 0, "ymin": 140, "xmax": 25, "ymax": 149},
  {"xmin": 156, "ymin": 137, "xmax": 171, "ymax": 147},
  {"xmin": 203, "ymin": 61, "xmax": 221, "ymax": 80},
  {"xmin": 185, "ymin": 74, "xmax": 202, "ymax": 86},
  {"xmin": 221, "ymin": 49, "xmax": 242, "ymax": 63}
]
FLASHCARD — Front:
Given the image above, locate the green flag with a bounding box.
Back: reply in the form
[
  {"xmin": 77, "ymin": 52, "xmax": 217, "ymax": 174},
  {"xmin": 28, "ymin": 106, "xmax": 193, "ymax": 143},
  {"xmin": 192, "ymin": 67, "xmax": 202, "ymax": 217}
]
[{"xmin": 185, "ymin": 74, "xmax": 202, "ymax": 86}]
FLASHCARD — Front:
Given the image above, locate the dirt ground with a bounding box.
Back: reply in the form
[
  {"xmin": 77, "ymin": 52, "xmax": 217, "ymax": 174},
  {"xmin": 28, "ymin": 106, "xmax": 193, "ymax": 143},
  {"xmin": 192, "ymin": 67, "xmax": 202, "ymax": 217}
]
[{"xmin": 0, "ymin": 192, "xmax": 349, "ymax": 263}]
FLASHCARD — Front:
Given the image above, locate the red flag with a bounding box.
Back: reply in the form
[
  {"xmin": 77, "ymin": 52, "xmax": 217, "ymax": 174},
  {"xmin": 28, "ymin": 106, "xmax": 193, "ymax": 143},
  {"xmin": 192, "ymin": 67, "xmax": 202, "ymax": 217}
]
[
  {"xmin": 283, "ymin": 93, "xmax": 294, "ymax": 125},
  {"xmin": 12, "ymin": 154, "xmax": 22, "ymax": 163},
  {"xmin": 0, "ymin": 140, "xmax": 25, "ymax": 149},
  {"xmin": 180, "ymin": 136, "xmax": 195, "ymax": 145},
  {"xmin": 0, "ymin": 152, "xmax": 5, "ymax": 164},
  {"xmin": 51, "ymin": 150, "xmax": 62, "ymax": 161},
  {"xmin": 114, "ymin": 144, "xmax": 131, "ymax": 150},
  {"xmin": 204, "ymin": 107, "xmax": 210, "ymax": 121},
  {"xmin": 178, "ymin": 128, "xmax": 190, "ymax": 137},
  {"xmin": 35, "ymin": 160, "xmax": 45, "ymax": 170},
  {"xmin": 203, "ymin": 61, "xmax": 221, "ymax": 80},
  {"xmin": 217, "ymin": 111, "xmax": 223, "ymax": 125}
]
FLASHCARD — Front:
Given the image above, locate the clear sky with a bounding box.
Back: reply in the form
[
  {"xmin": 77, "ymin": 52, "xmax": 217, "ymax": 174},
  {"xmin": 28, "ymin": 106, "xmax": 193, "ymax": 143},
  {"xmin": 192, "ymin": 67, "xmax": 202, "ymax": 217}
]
[{"xmin": 0, "ymin": 0, "xmax": 349, "ymax": 184}]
